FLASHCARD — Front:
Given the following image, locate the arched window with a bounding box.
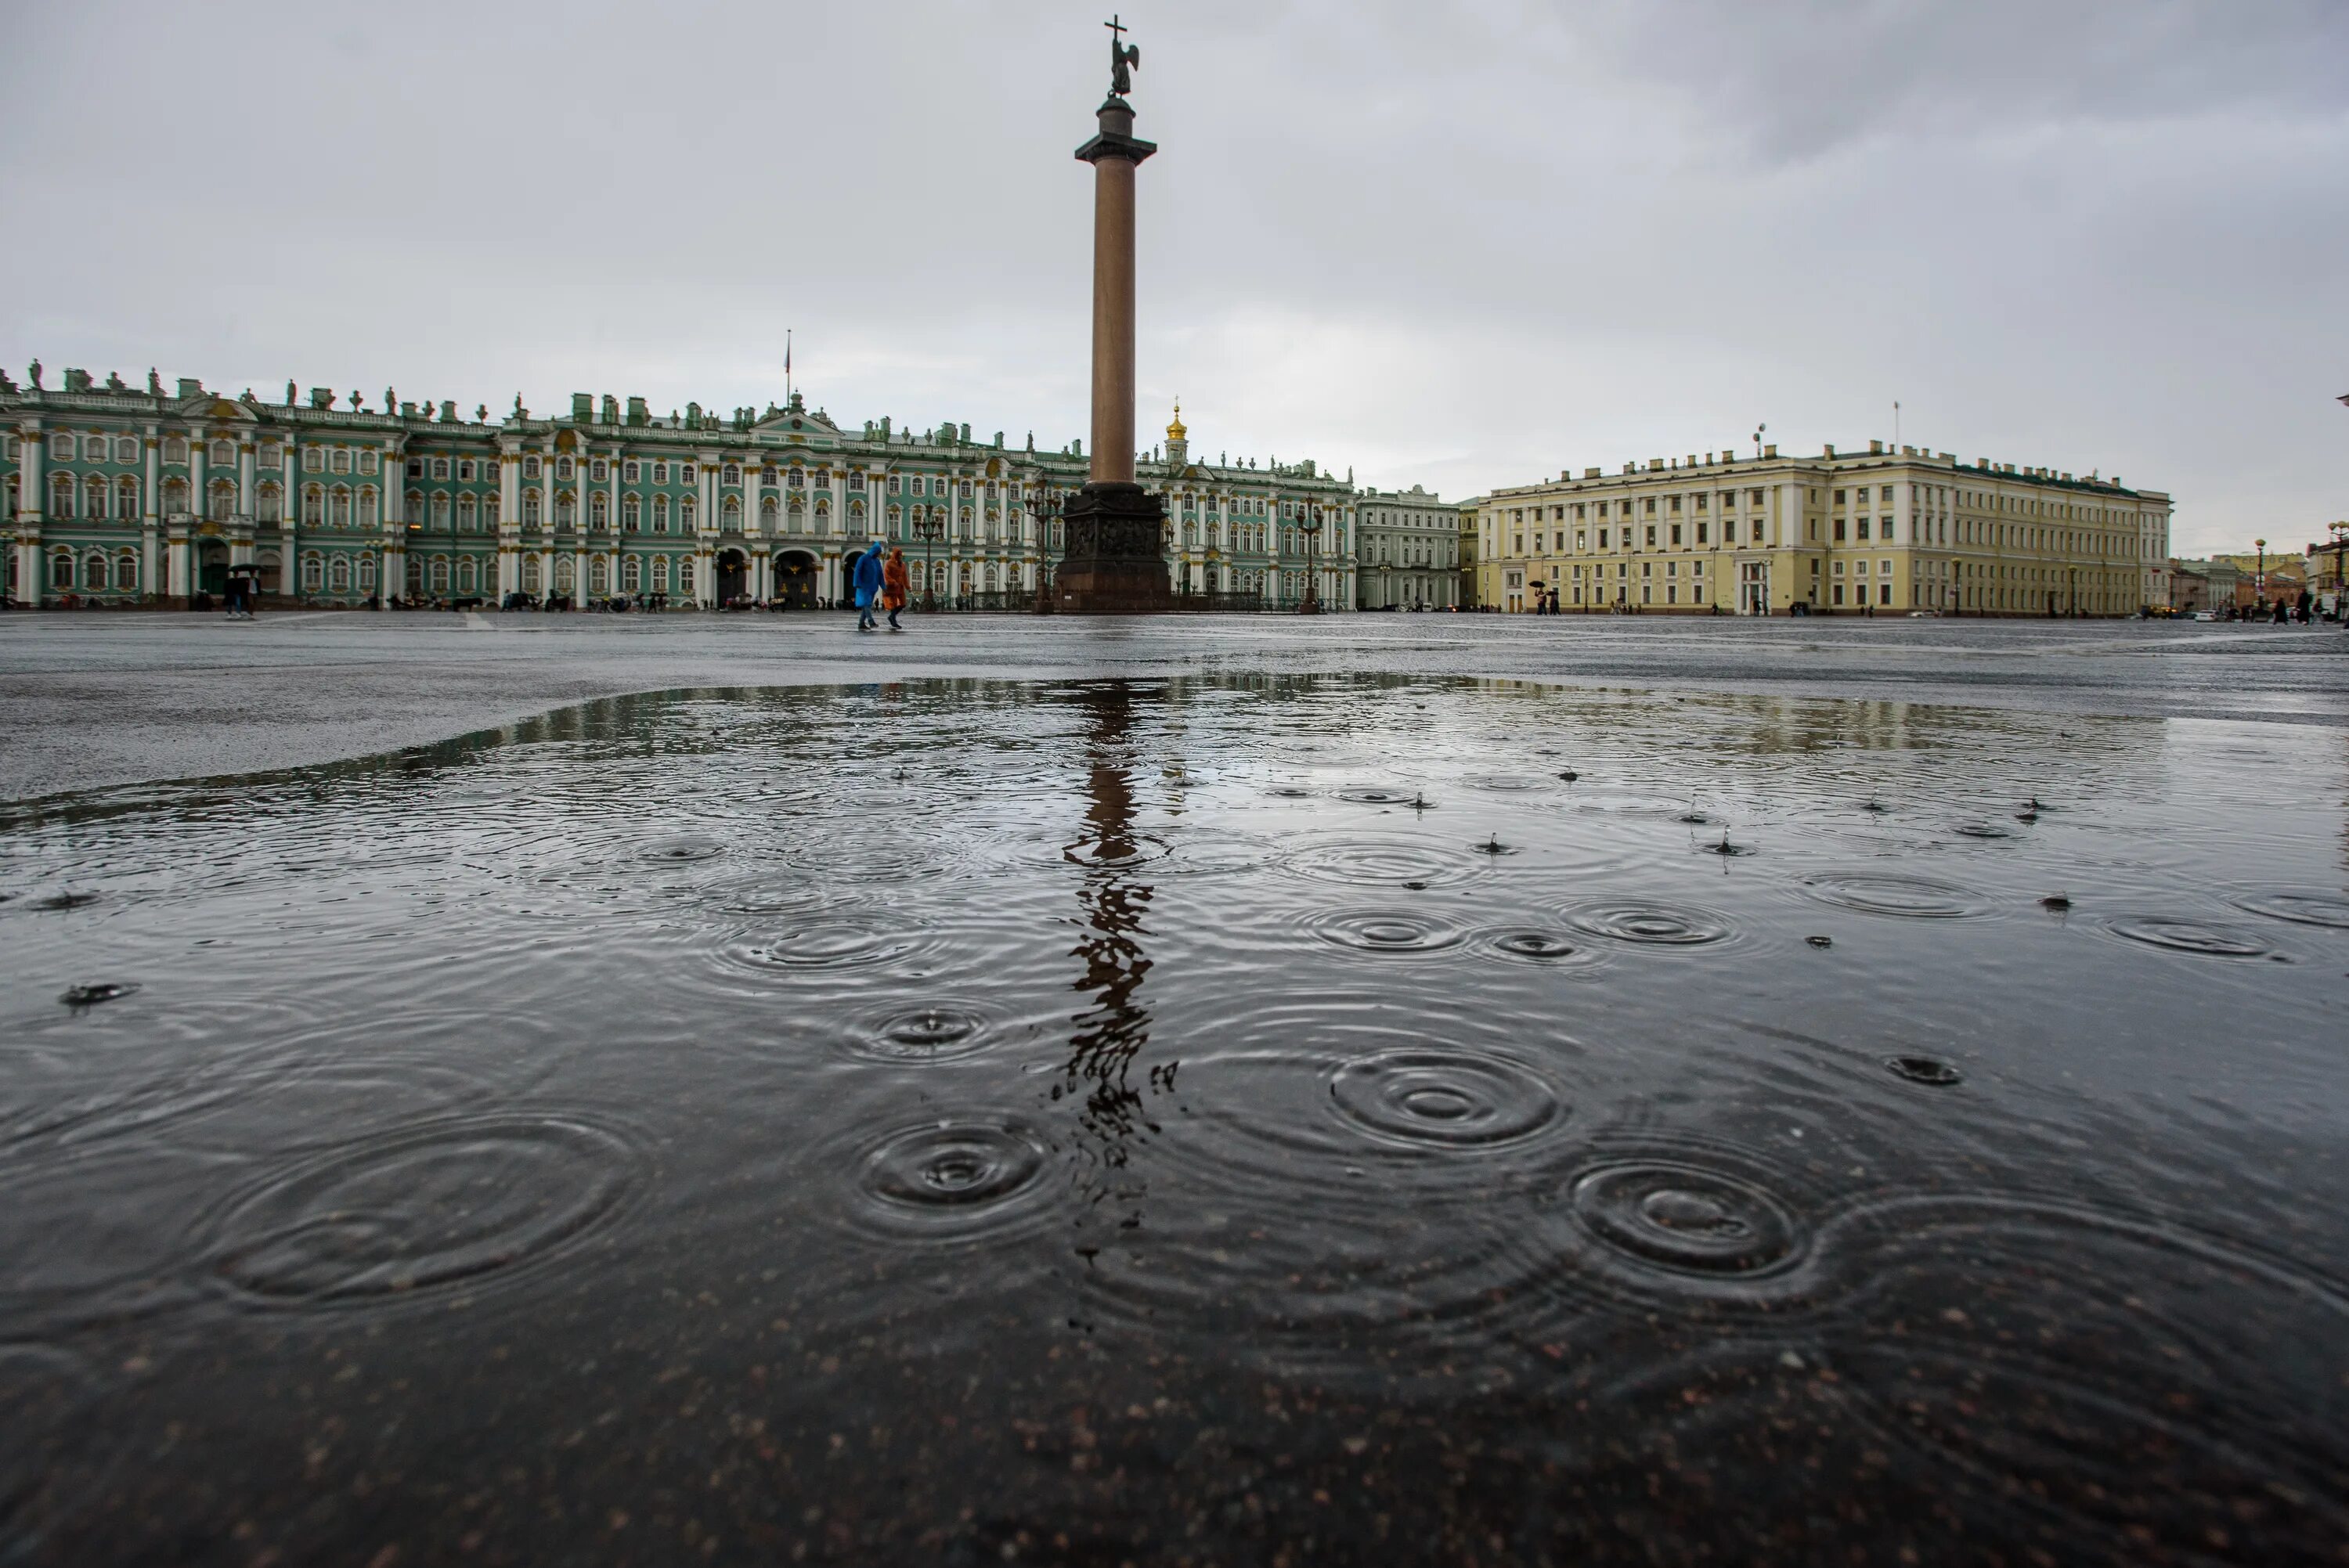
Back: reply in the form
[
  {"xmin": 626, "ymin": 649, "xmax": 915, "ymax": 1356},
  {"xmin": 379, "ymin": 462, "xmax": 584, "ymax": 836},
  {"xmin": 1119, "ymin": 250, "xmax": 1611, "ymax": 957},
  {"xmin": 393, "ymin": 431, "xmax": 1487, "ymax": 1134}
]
[
  {"xmin": 164, "ymin": 437, "xmax": 189, "ymax": 464},
  {"xmin": 521, "ymin": 556, "xmax": 542, "ymax": 593},
  {"xmin": 722, "ymin": 463, "xmax": 740, "ymax": 485},
  {"xmin": 210, "ymin": 440, "xmax": 234, "ymax": 467},
  {"xmin": 677, "ymin": 558, "xmax": 695, "ymax": 593},
  {"xmin": 85, "ymin": 552, "xmax": 108, "ymax": 590},
  {"xmin": 83, "ymin": 434, "xmax": 106, "ymax": 461},
  {"xmin": 358, "ymin": 554, "xmax": 377, "ymax": 589},
  {"xmin": 652, "ymin": 494, "xmax": 669, "ymax": 533},
  {"xmin": 722, "ymin": 496, "xmax": 741, "ymax": 528},
  {"xmin": 680, "ymin": 496, "xmax": 697, "ymax": 530},
  {"xmin": 589, "ymin": 557, "xmax": 608, "ymax": 594},
  {"xmin": 554, "ymin": 492, "xmax": 575, "ymax": 530},
  {"xmin": 115, "ymin": 437, "xmax": 137, "ymax": 463},
  {"xmin": 651, "ymin": 556, "xmax": 669, "ymax": 592},
  {"xmin": 85, "ymin": 475, "xmax": 108, "ymax": 519},
  {"xmin": 590, "ymin": 492, "xmax": 608, "ymax": 529},
  {"xmin": 257, "ymin": 482, "xmax": 280, "ymax": 523},
  {"xmin": 456, "ymin": 557, "xmax": 478, "ymax": 594},
  {"xmin": 49, "ymin": 434, "xmax": 73, "ymax": 462},
  {"xmin": 117, "ymin": 550, "xmax": 140, "ymax": 593},
  {"xmin": 50, "ymin": 550, "xmax": 74, "ymax": 588},
  {"xmin": 457, "ymin": 495, "xmax": 478, "ymax": 530},
  {"xmin": 522, "ymin": 489, "xmax": 542, "ymax": 526},
  {"xmin": 623, "ymin": 494, "xmax": 642, "ymax": 532},
  {"xmin": 405, "ymin": 490, "xmax": 424, "ymax": 525},
  {"xmin": 301, "ymin": 553, "xmax": 323, "ymax": 592},
  {"xmin": 759, "ymin": 495, "xmax": 777, "ymax": 528},
  {"xmin": 207, "ymin": 480, "xmax": 235, "ymax": 521},
  {"xmin": 430, "ymin": 556, "xmax": 450, "ymax": 593},
  {"xmin": 303, "ymin": 447, "xmax": 323, "ymax": 473},
  {"xmin": 622, "ymin": 555, "xmax": 641, "ymax": 591},
  {"xmin": 331, "ymin": 487, "xmax": 352, "ymax": 527},
  {"xmin": 327, "ymin": 554, "xmax": 349, "ymax": 592},
  {"xmin": 50, "ymin": 473, "xmax": 75, "ymax": 518}
]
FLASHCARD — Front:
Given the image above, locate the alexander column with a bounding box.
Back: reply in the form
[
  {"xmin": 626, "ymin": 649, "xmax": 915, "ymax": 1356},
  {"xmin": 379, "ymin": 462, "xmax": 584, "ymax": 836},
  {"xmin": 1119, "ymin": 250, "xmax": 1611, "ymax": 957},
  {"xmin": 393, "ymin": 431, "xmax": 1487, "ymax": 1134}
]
[{"xmin": 1053, "ymin": 16, "xmax": 1174, "ymax": 614}]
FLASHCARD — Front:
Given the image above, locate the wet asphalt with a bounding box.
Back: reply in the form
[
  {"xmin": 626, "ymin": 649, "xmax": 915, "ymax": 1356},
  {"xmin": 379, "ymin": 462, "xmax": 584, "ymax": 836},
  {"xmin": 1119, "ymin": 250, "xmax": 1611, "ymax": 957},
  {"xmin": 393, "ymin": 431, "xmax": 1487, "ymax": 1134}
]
[{"xmin": 0, "ymin": 608, "xmax": 2340, "ymax": 802}]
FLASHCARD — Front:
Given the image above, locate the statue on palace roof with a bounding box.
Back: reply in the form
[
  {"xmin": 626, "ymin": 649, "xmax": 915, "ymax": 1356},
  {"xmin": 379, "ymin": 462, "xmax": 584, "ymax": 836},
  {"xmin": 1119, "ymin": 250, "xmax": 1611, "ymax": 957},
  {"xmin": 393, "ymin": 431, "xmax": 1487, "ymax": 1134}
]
[
  {"xmin": 27, "ymin": 359, "xmax": 41, "ymax": 390},
  {"xmin": 149, "ymin": 368, "xmax": 162, "ymax": 395}
]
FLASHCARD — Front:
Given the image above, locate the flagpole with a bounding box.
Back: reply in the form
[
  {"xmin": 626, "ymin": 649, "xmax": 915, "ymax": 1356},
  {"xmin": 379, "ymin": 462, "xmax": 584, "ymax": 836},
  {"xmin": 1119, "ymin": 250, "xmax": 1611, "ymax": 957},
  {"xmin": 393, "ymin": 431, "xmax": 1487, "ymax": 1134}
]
[{"xmin": 786, "ymin": 330, "xmax": 792, "ymax": 404}]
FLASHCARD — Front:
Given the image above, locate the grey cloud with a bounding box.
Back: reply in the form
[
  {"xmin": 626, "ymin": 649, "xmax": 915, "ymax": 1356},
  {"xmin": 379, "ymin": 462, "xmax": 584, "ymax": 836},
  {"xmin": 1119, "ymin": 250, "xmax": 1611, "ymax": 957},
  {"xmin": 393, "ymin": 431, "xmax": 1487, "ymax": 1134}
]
[{"xmin": 1, "ymin": 0, "xmax": 2342, "ymax": 552}]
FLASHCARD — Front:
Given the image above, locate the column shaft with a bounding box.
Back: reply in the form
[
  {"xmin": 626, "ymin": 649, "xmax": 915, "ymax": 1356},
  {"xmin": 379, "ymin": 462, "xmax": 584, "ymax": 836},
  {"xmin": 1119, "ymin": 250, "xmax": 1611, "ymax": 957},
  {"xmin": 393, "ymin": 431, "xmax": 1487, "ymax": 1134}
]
[{"xmin": 1088, "ymin": 156, "xmax": 1137, "ymax": 485}]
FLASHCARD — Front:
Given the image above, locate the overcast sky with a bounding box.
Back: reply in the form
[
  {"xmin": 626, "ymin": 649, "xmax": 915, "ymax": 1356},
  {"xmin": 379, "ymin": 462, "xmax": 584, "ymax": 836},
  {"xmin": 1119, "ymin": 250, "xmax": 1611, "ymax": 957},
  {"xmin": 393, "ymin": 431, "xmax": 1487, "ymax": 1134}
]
[{"xmin": 2, "ymin": 0, "xmax": 2343, "ymax": 551}]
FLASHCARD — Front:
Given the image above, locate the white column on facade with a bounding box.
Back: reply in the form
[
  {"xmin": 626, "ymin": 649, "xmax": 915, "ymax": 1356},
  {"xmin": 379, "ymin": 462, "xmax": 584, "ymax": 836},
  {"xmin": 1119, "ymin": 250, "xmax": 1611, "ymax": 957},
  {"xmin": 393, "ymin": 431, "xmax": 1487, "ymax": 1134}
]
[
  {"xmin": 699, "ymin": 456, "xmax": 718, "ymax": 605},
  {"xmin": 142, "ymin": 437, "xmax": 162, "ymax": 599},
  {"xmin": 188, "ymin": 439, "xmax": 206, "ymax": 525},
  {"xmin": 15, "ymin": 424, "xmax": 43, "ymax": 607},
  {"xmin": 567, "ymin": 462, "xmax": 583, "ymax": 604},
  {"xmin": 238, "ymin": 440, "xmax": 257, "ymax": 517},
  {"xmin": 280, "ymin": 442, "xmax": 298, "ymax": 600},
  {"xmin": 498, "ymin": 453, "xmax": 521, "ymax": 597}
]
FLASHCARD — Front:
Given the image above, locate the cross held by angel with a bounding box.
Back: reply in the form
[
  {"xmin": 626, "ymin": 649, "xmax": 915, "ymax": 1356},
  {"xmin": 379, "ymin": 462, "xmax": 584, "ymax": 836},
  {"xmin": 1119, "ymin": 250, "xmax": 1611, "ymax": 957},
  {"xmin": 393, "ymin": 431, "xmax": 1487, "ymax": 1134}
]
[{"xmin": 1106, "ymin": 15, "xmax": 1139, "ymax": 97}]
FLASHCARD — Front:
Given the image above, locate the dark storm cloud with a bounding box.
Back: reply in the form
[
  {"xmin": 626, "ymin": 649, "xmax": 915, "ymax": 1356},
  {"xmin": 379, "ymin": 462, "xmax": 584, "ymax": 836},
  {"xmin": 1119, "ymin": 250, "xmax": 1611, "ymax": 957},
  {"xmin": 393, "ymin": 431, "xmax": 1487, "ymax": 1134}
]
[{"xmin": 1, "ymin": 0, "xmax": 2341, "ymax": 549}]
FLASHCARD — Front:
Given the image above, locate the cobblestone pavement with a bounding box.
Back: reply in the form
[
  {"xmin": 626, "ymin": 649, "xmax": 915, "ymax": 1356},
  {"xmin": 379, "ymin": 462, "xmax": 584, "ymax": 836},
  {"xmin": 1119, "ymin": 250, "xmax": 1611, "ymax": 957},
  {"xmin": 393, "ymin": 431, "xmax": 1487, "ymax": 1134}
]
[{"xmin": 1, "ymin": 608, "xmax": 2340, "ymax": 800}]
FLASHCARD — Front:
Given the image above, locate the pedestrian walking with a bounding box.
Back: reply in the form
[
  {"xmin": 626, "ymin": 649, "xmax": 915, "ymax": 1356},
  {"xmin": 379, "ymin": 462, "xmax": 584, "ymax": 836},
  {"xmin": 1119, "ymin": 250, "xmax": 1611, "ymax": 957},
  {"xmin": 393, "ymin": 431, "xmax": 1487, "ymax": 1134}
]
[
  {"xmin": 852, "ymin": 541, "xmax": 885, "ymax": 632},
  {"xmin": 882, "ymin": 547, "xmax": 910, "ymax": 631}
]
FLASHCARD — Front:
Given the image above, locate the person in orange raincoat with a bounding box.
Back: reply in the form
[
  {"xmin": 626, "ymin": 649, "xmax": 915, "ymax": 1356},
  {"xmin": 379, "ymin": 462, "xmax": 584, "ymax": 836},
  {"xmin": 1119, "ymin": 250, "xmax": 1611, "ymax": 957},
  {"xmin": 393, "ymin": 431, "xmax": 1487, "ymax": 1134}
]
[{"xmin": 881, "ymin": 546, "xmax": 911, "ymax": 631}]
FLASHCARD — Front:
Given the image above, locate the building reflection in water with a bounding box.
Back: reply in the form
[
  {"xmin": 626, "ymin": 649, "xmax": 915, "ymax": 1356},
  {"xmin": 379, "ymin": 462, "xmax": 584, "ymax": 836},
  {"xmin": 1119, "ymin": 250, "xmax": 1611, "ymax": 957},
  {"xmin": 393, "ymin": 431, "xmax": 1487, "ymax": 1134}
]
[{"xmin": 1057, "ymin": 682, "xmax": 1169, "ymax": 1239}]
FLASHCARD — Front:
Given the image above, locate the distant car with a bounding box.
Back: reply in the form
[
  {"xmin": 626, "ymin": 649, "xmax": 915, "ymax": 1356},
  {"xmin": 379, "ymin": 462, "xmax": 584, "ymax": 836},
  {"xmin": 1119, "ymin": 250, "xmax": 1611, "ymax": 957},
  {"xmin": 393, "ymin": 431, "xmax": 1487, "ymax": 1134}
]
[{"xmin": 2190, "ymin": 610, "xmax": 2217, "ymax": 622}]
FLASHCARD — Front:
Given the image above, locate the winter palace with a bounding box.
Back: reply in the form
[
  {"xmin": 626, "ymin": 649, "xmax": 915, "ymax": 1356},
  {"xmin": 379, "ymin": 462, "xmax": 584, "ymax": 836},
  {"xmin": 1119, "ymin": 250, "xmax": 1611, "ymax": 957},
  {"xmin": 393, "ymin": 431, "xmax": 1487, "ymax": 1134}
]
[
  {"xmin": 1474, "ymin": 440, "xmax": 2172, "ymax": 615},
  {"xmin": 1, "ymin": 366, "xmax": 1365, "ymax": 610}
]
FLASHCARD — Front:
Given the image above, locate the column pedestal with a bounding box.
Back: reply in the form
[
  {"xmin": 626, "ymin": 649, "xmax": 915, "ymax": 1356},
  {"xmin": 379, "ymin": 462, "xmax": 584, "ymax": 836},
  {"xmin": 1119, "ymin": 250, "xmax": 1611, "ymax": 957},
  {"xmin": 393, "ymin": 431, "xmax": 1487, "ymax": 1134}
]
[{"xmin": 1055, "ymin": 481, "xmax": 1171, "ymax": 613}]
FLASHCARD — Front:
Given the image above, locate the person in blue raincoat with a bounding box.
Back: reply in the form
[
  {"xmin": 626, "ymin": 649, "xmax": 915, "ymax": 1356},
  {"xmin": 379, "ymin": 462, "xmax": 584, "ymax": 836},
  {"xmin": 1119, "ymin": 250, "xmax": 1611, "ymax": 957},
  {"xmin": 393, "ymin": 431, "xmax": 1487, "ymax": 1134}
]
[{"xmin": 852, "ymin": 542, "xmax": 886, "ymax": 631}]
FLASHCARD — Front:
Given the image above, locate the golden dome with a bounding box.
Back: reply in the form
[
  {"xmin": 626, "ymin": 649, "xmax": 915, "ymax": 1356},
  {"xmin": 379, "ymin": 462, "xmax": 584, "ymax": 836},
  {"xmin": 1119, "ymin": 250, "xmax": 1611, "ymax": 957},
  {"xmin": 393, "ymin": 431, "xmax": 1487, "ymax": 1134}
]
[{"xmin": 1166, "ymin": 399, "xmax": 1187, "ymax": 442}]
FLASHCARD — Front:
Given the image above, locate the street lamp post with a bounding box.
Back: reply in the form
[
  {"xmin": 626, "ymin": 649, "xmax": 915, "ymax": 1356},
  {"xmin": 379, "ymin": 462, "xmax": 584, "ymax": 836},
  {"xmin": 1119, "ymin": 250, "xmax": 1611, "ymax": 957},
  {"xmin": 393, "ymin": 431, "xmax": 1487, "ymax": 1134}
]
[
  {"xmin": 1298, "ymin": 503, "xmax": 1322, "ymax": 615},
  {"xmin": 2329, "ymin": 521, "xmax": 2348, "ymax": 622},
  {"xmin": 2256, "ymin": 536, "xmax": 2267, "ymax": 616},
  {"xmin": 914, "ymin": 513, "xmax": 944, "ymax": 611},
  {"xmin": 1028, "ymin": 487, "xmax": 1061, "ymax": 614}
]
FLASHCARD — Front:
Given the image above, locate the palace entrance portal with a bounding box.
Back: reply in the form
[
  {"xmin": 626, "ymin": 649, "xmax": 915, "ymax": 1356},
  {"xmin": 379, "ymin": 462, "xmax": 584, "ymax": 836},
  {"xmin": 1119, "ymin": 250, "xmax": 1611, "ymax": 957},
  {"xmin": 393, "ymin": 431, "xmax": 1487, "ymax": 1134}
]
[
  {"xmin": 716, "ymin": 549, "xmax": 749, "ymax": 606},
  {"xmin": 775, "ymin": 550, "xmax": 817, "ymax": 609}
]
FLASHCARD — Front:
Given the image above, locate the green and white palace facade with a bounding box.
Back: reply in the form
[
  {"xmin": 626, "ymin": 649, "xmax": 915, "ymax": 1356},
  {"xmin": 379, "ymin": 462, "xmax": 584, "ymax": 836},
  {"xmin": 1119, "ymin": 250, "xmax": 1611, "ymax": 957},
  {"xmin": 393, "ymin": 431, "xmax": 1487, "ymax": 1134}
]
[{"xmin": 1, "ymin": 366, "xmax": 1365, "ymax": 610}]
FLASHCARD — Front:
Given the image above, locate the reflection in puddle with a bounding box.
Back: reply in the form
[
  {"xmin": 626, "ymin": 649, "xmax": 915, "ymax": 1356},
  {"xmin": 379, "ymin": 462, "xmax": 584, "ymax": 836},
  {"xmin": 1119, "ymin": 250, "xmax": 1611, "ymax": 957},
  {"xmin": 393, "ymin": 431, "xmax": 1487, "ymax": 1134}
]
[{"xmin": 0, "ymin": 676, "xmax": 2344, "ymax": 1564}]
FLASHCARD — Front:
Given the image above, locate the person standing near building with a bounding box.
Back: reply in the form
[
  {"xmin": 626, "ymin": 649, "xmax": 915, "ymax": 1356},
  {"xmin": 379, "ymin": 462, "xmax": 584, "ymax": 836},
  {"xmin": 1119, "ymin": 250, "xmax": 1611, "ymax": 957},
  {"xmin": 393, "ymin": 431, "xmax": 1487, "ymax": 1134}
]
[
  {"xmin": 852, "ymin": 541, "xmax": 885, "ymax": 632},
  {"xmin": 882, "ymin": 546, "xmax": 911, "ymax": 632}
]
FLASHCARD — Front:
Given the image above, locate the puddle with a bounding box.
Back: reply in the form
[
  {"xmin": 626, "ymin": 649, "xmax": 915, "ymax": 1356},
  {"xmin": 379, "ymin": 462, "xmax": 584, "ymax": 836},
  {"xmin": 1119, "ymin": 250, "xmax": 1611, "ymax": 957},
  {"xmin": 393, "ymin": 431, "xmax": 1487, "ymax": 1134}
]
[{"xmin": 0, "ymin": 676, "xmax": 2344, "ymax": 1564}]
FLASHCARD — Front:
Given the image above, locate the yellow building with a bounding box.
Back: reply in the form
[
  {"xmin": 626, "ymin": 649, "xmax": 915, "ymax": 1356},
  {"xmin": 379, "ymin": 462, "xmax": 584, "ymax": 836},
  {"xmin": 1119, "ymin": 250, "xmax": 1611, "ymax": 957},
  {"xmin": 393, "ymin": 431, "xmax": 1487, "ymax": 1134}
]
[{"xmin": 1474, "ymin": 441, "xmax": 2172, "ymax": 616}]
